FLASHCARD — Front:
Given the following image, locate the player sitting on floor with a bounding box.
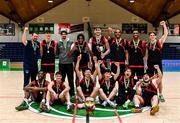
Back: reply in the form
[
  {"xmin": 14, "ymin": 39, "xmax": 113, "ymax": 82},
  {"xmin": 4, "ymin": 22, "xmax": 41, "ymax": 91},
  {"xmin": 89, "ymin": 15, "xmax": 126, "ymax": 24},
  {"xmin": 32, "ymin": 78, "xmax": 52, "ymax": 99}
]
[
  {"xmin": 96, "ymin": 60, "xmax": 120, "ymax": 108},
  {"xmin": 131, "ymin": 65, "xmax": 162, "ymax": 115},
  {"xmin": 76, "ymin": 55, "xmax": 99, "ymax": 103},
  {"xmin": 15, "ymin": 71, "xmax": 49, "ymax": 111},
  {"xmin": 45, "ymin": 71, "xmax": 74, "ymax": 112},
  {"xmin": 108, "ymin": 68, "xmax": 136, "ymax": 109}
]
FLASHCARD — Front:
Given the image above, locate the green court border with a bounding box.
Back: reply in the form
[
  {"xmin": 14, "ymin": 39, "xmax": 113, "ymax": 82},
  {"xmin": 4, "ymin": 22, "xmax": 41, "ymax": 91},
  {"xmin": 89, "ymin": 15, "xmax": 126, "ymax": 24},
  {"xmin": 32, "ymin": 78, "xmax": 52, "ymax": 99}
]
[{"xmin": 28, "ymin": 102, "xmax": 150, "ymax": 120}]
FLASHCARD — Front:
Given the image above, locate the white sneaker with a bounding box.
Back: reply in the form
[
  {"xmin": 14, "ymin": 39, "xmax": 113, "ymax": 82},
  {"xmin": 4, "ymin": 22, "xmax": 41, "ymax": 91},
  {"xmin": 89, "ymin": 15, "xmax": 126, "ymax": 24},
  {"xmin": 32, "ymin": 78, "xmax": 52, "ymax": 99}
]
[
  {"xmin": 95, "ymin": 96, "xmax": 100, "ymax": 104},
  {"xmin": 108, "ymin": 100, "xmax": 117, "ymax": 108},
  {"xmin": 102, "ymin": 101, "xmax": 107, "ymax": 107}
]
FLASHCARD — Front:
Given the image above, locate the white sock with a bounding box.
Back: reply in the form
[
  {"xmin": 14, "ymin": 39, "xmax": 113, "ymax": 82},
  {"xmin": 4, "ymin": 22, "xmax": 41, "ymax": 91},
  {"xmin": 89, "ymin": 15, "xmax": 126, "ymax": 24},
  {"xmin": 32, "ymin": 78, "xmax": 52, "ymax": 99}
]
[
  {"xmin": 67, "ymin": 102, "xmax": 71, "ymax": 105},
  {"xmin": 41, "ymin": 99, "xmax": 45, "ymax": 103},
  {"xmin": 46, "ymin": 101, "xmax": 50, "ymax": 109}
]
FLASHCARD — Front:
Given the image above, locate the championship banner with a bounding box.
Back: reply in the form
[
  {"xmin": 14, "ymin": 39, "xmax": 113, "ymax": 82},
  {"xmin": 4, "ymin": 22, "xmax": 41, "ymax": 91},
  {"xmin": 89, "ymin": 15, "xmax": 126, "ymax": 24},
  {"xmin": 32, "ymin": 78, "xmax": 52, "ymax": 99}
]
[
  {"xmin": 58, "ymin": 23, "xmax": 71, "ymax": 33},
  {"xmin": 58, "ymin": 23, "xmax": 84, "ymax": 34}
]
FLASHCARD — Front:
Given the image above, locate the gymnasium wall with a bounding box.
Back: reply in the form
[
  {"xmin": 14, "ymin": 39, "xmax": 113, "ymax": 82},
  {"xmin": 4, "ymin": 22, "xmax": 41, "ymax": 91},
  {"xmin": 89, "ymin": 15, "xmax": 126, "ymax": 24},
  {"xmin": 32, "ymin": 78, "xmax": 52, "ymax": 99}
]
[
  {"xmin": 0, "ymin": 0, "xmax": 157, "ymax": 42},
  {"xmin": 0, "ymin": 0, "xmax": 180, "ymax": 70}
]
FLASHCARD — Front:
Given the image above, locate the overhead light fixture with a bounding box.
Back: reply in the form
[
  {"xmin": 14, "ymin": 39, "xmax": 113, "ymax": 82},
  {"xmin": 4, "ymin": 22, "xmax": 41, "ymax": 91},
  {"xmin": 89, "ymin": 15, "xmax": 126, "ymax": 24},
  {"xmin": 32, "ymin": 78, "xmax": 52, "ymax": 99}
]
[
  {"xmin": 129, "ymin": 0, "xmax": 135, "ymax": 3},
  {"xmin": 48, "ymin": 0, "xmax": 53, "ymax": 3}
]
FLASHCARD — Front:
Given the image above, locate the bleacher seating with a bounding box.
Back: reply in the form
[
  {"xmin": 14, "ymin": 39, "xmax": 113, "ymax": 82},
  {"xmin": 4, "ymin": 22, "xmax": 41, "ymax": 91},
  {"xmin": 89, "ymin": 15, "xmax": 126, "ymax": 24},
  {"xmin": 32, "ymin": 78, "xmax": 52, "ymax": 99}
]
[
  {"xmin": 162, "ymin": 43, "xmax": 180, "ymax": 59},
  {"xmin": 0, "ymin": 42, "xmax": 179, "ymax": 62},
  {"xmin": 0, "ymin": 42, "xmax": 24, "ymax": 62}
]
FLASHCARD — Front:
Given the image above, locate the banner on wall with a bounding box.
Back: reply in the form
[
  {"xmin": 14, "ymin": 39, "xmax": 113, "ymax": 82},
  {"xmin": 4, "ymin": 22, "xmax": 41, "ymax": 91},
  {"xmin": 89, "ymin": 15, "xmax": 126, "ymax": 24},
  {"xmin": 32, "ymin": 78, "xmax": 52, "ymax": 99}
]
[
  {"xmin": 58, "ymin": 23, "xmax": 84, "ymax": 34},
  {"xmin": 58, "ymin": 23, "xmax": 71, "ymax": 33},
  {"xmin": 29, "ymin": 23, "xmax": 54, "ymax": 34}
]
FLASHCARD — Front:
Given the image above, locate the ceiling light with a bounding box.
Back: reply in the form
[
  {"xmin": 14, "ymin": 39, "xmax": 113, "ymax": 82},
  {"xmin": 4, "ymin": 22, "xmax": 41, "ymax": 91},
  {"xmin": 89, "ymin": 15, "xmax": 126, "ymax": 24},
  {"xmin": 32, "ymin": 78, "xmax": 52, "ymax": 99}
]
[
  {"xmin": 48, "ymin": 0, "xmax": 53, "ymax": 3},
  {"xmin": 129, "ymin": 0, "xmax": 135, "ymax": 3}
]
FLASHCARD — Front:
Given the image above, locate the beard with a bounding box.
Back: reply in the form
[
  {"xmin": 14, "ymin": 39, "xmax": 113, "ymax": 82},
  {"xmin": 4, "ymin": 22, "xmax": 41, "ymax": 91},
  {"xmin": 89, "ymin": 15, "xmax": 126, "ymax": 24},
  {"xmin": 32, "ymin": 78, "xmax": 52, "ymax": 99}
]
[
  {"xmin": 133, "ymin": 36, "xmax": 139, "ymax": 40},
  {"xmin": 115, "ymin": 35, "xmax": 121, "ymax": 39}
]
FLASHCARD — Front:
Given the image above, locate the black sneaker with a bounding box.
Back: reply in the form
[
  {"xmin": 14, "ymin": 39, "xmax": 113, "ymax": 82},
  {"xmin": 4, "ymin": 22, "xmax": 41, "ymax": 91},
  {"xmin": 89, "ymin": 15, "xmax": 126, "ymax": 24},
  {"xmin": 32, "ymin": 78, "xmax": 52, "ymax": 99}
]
[{"xmin": 15, "ymin": 101, "xmax": 29, "ymax": 111}]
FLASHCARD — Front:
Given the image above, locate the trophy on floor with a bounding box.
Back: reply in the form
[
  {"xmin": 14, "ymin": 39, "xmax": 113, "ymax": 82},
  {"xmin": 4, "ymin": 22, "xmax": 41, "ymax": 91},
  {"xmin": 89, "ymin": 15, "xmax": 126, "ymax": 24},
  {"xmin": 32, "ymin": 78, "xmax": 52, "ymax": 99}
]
[{"xmin": 85, "ymin": 97, "xmax": 96, "ymax": 123}]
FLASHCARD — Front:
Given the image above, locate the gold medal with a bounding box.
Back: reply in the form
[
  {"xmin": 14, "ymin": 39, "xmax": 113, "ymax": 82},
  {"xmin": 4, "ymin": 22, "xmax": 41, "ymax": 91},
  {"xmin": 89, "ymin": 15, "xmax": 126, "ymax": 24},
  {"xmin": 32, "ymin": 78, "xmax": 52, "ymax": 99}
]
[{"xmin": 124, "ymin": 78, "xmax": 130, "ymax": 94}]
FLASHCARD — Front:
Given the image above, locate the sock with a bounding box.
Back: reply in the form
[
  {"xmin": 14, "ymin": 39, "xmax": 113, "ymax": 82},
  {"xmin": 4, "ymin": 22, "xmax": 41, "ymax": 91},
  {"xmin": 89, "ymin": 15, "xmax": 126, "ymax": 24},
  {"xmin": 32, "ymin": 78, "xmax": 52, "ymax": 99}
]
[
  {"xmin": 135, "ymin": 104, "xmax": 139, "ymax": 108},
  {"xmin": 46, "ymin": 101, "xmax": 50, "ymax": 109},
  {"xmin": 41, "ymin": 99, "xmax": 45, "ymax": 103},
  {"xmin": 67, "ymin": 102, "xmax": 71, "ymax": 105}
]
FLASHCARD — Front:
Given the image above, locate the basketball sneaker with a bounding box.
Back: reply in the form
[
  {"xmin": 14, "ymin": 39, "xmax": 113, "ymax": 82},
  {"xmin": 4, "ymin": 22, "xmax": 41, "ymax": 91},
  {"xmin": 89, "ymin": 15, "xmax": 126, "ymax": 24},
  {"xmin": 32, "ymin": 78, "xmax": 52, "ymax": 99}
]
[
  {"xmin": 131, "ymin": 107, "xmax": 142, "ymax": 113},
  {"xmin": 15, "ymin": 101, "xmax": 29, "ymax": 111},
  {"xmin": 108, "ymin": 100, "xmax": 117, "ymax": 108},
  {"xmin": 122, "ymin": 101, "xmax": 130, "ymax": 109},
  {"xmin": 150, "ymin": 105, "xmax": 159, "ymax": 115},
  {"xmin": 101, "ymin": 101, "xmax": 107, "ymax": 107},
  {"xmin": 39, "ymin": 101, "xmax": 47, "ymax": 112},
  {"xmin": 159, "ymin": 95, "xmax": 165, "ymax": 102},
  {"xmin": 128, "ymin": 101, "xmax": 135, "ymax": 107}
]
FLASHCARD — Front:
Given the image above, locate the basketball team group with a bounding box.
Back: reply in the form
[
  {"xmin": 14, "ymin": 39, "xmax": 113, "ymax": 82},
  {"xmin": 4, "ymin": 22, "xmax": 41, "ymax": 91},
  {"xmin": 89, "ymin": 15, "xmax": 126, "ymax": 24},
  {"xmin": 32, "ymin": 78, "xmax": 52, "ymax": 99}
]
[{"xmin": 15, "ymin": 20, "xmax": 168, "ymax": 116}]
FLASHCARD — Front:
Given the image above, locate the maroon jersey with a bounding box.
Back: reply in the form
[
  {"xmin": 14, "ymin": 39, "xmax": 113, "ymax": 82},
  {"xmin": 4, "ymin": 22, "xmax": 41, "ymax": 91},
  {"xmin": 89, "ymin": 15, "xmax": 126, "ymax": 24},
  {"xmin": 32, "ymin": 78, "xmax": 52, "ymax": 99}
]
[
  {"xmin": 118, "ymin": 76, "xmax": 135, "ymax": 96},
  {"xmin": 91, "ymin": 36, "xmax": 107, "ymax": 60},
  {"xmin": 79, "ymin": 77, "xmax": 95, "ymax": 97},
  {"xmin": 52, "ymin": 80, "xmax": 65, "ymax": 94},
  {"xmin": 140, "ymin": 80, "xmax": 157, "ymax": 98},
  {"xmin": 31, "ymin": 79, "xmax": 49, "ymax": 88},
  {"xmin": 110, "ymin": 38, "xmax": 128, "ymax": 62},
  {"xmin": 41, "ymin": 40, "xmax": 56, "ymax": 73},
  {"xmin": 99, "ymin": 77, "xmax": 116, "ymax": 96},
  {"xmin": 128, "ymin": 40, "xmax": 146, "ymax": 66},
  {"xmin": 41, "ymin": 40, "xmax": 56, "ymax": 64},
  {"xmin": 146, "ymin": 40, "xmax": 162, "ymax": 63},
  {"xmin": 73, "ymin": 41, "xmax": 89, "ymax": 69}
]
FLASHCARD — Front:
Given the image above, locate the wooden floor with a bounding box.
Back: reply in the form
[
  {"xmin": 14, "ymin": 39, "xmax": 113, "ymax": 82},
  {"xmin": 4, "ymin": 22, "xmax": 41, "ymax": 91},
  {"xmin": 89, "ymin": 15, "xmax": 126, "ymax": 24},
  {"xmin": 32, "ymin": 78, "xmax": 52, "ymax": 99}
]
[{"xmin": 0, "ymin": 71, "xmax": 180, "ymax": 123}]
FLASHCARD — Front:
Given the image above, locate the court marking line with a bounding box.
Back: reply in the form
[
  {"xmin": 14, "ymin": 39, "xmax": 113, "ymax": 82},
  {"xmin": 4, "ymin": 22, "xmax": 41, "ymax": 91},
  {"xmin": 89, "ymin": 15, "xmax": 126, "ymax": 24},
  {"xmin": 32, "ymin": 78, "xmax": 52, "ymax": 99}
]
[{"xmin": 28, "ymin": 102, "xmax": 151, "ymax": 120}]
